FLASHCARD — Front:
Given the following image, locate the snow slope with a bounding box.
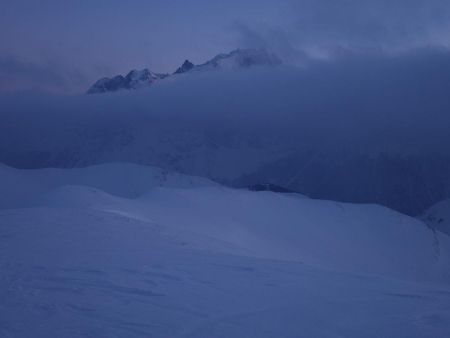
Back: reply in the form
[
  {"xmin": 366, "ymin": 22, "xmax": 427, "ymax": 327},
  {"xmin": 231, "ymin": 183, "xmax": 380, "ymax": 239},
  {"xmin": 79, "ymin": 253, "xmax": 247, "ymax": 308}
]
[
  {"xmin": 0, "ymin": 162, "xmax": 215, "ymax": 209},
  {"xmin": 28, "ymin": 184, "xmax": 450, "ymax": 283},
  {"xmin": 1, "ymin": 163, "xmax": 450, "ymax": 337}
]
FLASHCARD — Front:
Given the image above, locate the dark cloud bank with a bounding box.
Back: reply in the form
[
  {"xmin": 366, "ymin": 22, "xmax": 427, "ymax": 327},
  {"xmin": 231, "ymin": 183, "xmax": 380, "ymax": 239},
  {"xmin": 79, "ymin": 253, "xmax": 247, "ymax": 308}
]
[{"xmin": 2, "ymin": 47, "xmax": 450, "ymax": 215}]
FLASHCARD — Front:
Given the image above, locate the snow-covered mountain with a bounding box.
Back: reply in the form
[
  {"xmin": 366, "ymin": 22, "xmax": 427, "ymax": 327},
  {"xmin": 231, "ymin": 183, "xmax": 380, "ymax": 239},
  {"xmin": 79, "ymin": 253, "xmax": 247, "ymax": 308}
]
[
  {"xmin": 1, "ymin": 163, "xmax": 450, "ymax": 337},
  {"xmin": 4, "ymin": 50, "xmax": 450, "ymax": 217},
  {"xmin": 87, "ymin": 48, "xmax": 281, "ymax": 94},
  {"xmin": 184, "ymin": 48, "xmax": 281, "ymax": 72},
  {"xmin": 87, "ymin": 69, "xmax": 169, "ymax": 94}
]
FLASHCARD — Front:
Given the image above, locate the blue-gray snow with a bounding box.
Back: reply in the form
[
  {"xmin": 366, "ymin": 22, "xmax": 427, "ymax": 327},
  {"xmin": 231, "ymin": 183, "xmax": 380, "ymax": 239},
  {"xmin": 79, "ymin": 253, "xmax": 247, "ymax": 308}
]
[{"xmin": 1, "ymin": 162, "xmax": 450, "ymax": 337}]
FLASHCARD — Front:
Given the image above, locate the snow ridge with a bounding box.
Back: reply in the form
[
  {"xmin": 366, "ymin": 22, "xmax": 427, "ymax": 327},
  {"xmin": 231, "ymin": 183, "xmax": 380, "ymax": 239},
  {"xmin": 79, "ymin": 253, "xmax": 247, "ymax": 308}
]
[
  {"xmin": 87, "ymin": 48, "xmax": 281, "ymax": 94},
  {"xmin": 2, "ymin": 162, "xmax": 450, "ymax": 337}
]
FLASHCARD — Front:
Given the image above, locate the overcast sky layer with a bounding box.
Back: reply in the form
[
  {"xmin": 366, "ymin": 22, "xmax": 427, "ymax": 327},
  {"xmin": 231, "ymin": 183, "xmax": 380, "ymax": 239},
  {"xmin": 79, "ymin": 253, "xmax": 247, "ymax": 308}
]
[{"xmin": 1, "ymin": 0, "xmax": 450, "ymax": 93}]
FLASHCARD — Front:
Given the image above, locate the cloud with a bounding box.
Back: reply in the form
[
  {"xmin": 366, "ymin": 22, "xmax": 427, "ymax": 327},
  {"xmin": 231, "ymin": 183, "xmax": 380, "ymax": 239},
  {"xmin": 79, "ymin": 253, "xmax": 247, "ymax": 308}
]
[
  {"xmin": 2, "ymin": 46, "xmax": 450, "ymax": 148},
  {"xmin": 294, "ymin": 0, "xmax": 450, "ymax": 47},
  {"xmin": 2, "ymin": 46, "xmax": 450, "ymax": 214},
  {"xmin": 2, "ymin": 0, "xmax": 450, "ymax": 93},
  {"xmin": 233, "ymin": 23, "xmax": 309, "ymax": 65},
  {"xmin": 234, "ymin": 0, "xmax": 450, "ymax": 60},
  {"xmin": 0, "ymin": 55, "xmax": 88, "ymax": 93}
]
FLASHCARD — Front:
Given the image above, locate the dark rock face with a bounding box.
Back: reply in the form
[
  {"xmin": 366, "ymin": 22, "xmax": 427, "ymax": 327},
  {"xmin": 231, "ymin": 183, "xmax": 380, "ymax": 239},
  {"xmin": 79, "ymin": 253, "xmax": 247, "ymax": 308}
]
[
  {"xmin": 87, "ymin": 75, "xmax": 126, "ymax": 94},
  {"xmin": 87, "ymin": 69, "xmax": 168, "ymax": 94},
  {"xmin": 174, "ymin": 60, "xmax": 195, "ymax": 74}
]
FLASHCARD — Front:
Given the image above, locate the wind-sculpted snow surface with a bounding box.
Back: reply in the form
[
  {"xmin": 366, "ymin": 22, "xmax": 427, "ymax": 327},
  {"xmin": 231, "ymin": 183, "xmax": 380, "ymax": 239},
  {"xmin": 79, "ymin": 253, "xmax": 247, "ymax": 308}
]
[
  {"xmin": 1, "ymin": 163, "xmax": 450, "ymax": 337},
  {"xmin": 0, "ymin": 162, "xmax": 215, "ymax": 210}
]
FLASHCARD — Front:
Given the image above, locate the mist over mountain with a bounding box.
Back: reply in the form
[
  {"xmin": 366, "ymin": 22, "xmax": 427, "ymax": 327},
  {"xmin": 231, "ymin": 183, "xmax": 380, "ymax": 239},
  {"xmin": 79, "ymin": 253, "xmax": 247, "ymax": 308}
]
[
  {"xmin": 2, "ymin": 47, "xmax": 450, "ymax": 215},
  {"xmin": 4, "ymin": 1, "xmax": 450, "ymax": 336},
  {"xmin": 87, "ymin": 48, "xmax": 281, "ymax": 94}
]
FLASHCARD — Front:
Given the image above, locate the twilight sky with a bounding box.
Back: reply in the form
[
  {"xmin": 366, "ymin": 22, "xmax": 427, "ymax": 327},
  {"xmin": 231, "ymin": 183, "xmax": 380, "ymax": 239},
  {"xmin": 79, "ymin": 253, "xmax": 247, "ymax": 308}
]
[{"xmin": 1, "ymin": 0, "xmax": 450, "ymax": 93}]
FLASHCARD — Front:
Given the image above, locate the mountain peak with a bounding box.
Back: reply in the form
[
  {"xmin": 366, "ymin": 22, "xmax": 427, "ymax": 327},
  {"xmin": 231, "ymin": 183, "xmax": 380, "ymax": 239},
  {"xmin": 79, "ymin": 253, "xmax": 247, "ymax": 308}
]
[
  {"xmin": 174, "ymin": 60, "xmax": 195, "ymax": 74},
  {"xmin": 87, "ymin": 48, "xmax": 281, "ymax": 94},
  {"xmin": 87, "ymin": 68, "xmax": 168, "ymax": 94}
]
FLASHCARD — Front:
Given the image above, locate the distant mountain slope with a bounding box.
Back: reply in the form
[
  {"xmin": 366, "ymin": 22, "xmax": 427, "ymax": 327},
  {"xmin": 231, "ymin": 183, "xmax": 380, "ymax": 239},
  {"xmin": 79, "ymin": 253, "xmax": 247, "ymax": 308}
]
[
  {"xmin": 87, "ymin": 48, "xmax": 281, "ymax": 94},
  {"xmin": 2, "ymin": 115, "xmax": 448, "ymax": 216}
]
